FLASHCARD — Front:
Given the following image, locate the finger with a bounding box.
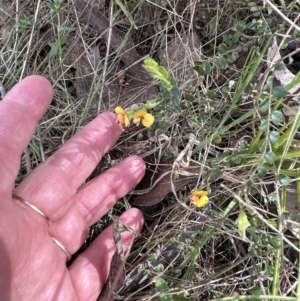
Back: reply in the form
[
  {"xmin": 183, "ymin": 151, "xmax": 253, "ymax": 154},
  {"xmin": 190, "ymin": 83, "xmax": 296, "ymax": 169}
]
[
  {"xmin": 15, "ymin": 112, "xmax": 121, "ymax": 219},
  {"xmin": 68, "ymin": 208, "xmax": 144, "ymax": 301},
  {"xmin": 48, "ymin": 156, "xmax": 145, "ymax": 254},
  {"xmin": 0, "ymin": 75, "xmax": 53, "ymax": 190}
]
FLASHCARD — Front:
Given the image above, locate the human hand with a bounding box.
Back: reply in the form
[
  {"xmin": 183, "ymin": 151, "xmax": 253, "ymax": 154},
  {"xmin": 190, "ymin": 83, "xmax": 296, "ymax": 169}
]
[{"xmin": 0, "ymin": 75, "xmax": 145, "ymax": 301}]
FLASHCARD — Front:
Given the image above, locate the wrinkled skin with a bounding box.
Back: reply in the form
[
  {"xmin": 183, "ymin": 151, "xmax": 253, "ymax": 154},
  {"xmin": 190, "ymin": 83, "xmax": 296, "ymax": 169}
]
[{"xmin": 0, "ymin": 76, "xmax": 145, "ymax": 301}]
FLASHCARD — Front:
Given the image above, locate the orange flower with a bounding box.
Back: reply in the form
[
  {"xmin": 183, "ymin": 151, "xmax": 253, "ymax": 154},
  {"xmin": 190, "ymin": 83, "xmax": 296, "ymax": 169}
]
[
  {"xmin": 132, "ymin": 109, "xmax": 154, "ymax": 127},
  {"xmin": 115, "ymin": 106, "xmax": 129, "ymax": 130},
  {"xmin": 189, "ymin": 190, "xmax": 209, "ymax": 208}
]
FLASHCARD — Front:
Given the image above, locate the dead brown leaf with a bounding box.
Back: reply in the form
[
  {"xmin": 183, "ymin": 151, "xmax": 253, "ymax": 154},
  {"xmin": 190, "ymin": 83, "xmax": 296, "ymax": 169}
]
[{"xmin": 130, "ymin": 163, "xmax": 198, "ymax": 207}]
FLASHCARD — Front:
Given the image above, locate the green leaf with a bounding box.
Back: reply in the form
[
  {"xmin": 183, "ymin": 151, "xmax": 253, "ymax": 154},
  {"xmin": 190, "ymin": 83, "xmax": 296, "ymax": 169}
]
[
  {"xmin": 112, "ymin": 8, "xmax": 122, "ymax": 21},
  {"xmin": 155, "ymin": 264, "xmax": 164, "ymax": 273},
  {"xmin": 46, "ymin": 1, "xmax": 58, "ymax": 12},
  {"xmin": 250, "ymin": 186, "xmax": 259, "ymax": 195},
  {"xmin": 216, "ymin": 57, "xmax": 227, "ymax": 70},
  {"xmin": 267, "ymin": 218, "xmax": 277, "ymax": 227},
  {"xmin": 221, "ymin": 86, "xmax": 230, "ymax": 94},
  {"xmin": 259, "ymin": 119, "xmax": 268, "ymax": 132},
  {"xmin": 279, "ymin": 174, "xmax": 290, "ymax": 185},
  {"xmin": 257, "ymin": 166, "xmax": 267, "ymax": 179},
  {"xmin": 271, "ymin": 110, "xmax": 283, "ymax": 125},
  {"xmin": 143, "ymin": 57, "xmax": 172, "ymax": 89},
  {"xmin": 148, "ymin": 254, "xmax": 157, "ymax": 262},
  {"xmin": 61, "ymin": 33, "xmax": 69, "ymax": 45},
  {"xmin": 213, "ymin": 136, "xmax": 222, "ymax": 144},
  {"xmin": 218, "ymin": 43, "xmax": 228, "ymax": 54},
  {"xmin": 231, "ymin": 50, "xmax": 238, "ymax": 61},
  {"xmin": 193, "ymin": 65, "xmax": 206, "ymax": 76},
  {"xmin": 193, "ymin": 60, "xmax": 202, "ymax": 66},
  {"xmin": 236, "ymin": 21, "xmax": 246, "ymax": 32},
  {"xmin": 266, "ymin": 76, "xmax": 273, "ymax": 89},
  {"xmin": 232, "ymin": 33, "xmax": 240, "ymax": 42},
  {"xmin": 268, "ymin": 191, "xmax": 277, "ymax": 201},
  {"xmin": 270, "ymin": 131, "xmax": 280, "ymax": 143},
  {"xmin": 205, "ymin": 62, "xmax": 212, "ymax": 74},
  {"xmin": 155, "ymin": 278, "xmax": 169, "ymax": 293},
  {"xmin": 173, "ymin": 170, "xmax": 180, "ymax": 180},
  {"xmin": 206, "ymin": 90, "xmax": 216, "ymax": 100},
  {"xmin": 265, "ymin": 151, "xmax": 275, "ymax": 164},
  {"xmin": 273, "ymin": 86, "xmax": 288, "ymax": 98},
  {"xmin": 258, "ymin": 99, "xmax": 269, "ymax": 112},
  {"xmin": 143, "ymin": 57, "xmax": 159, "ymax": 68},
  {"xmin": 210, "ymin": 167, "xmax": 222, "ymax": 181},
  {"xmin": 231, "ymin": 155, "xmax": 242, "ymax": 164},
  {"xmin": 236, "ymin": 210, "xmax": 250, "ymax": 240},
  {"xmin": 185, "ymin": 93, "xmax": 194, "ymax": 101},
  {"xmin": 49, "ymin": 42, "xmax": 59, "ymax": 57},
  {"xmin": 145, "ymin": 100, "xmax": 158, "ymax": 109},
  {"xmin": 267, "ymin": 5, "xmax": 273, "ymax": 14},
  {"xmin": 275, "ymin": 62, "xmax": 286, "ymax": 70},
  {"xmin": 171, "ymin": 87, "xmax": 181, "ymax": 113},
  {"xmin": 282, "ymin": 211, "xmax": 291, "ymax": 221},
  {"xmin": 158, "ymin": 66, "xmax": 170, "ymax": 81}
]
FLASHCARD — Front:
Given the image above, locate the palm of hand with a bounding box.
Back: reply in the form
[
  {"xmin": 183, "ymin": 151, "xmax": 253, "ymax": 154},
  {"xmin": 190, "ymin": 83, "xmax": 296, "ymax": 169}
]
[{"xmin": 0, "ymin": 76, "xmax": 144, "ymax": 301}]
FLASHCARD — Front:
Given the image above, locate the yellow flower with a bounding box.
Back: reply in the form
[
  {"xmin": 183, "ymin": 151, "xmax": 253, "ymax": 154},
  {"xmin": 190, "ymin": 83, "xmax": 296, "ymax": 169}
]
[
  {"xmin": 133, "ymin": 109, "xmax": 154, "ymax": 127},
  {"xmin": 115, "ymin": 106, "xmax": 130, "ymax": 129},
  {"xmin": 189, "ymin": 190, "xmax": 209, "ymax": 208}
]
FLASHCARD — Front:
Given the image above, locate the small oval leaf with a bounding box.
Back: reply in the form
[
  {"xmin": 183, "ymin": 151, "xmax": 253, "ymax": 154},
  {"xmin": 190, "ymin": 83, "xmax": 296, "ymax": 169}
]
[
  {"xmin": 265, "ymin": 151, "xmax": 275, "ymax": 164},
  {"xmin": 206, "ymin": 90, "xmax": 216, "ymax": 100},
  {"xmin": 259, "ymin": 120, "xmax": 268, "ymax": 132},
  {"xmin": 271, "ymin": 110, "xmax": 283, "ymax": 125},
  {"xmin": 216, "ymin": 57, "xmax": 227, "ymax": 70},
  {"xmin": 279, "ymin": 174, "xmax": 290, "ymax": 186},
  {"xmin": 273, "ymin": 86, "xmax": 288, "ymax": 98},
  {"xmin": 218, "ymin": 43, "xmax": 228, "ymax": 54},
  {"xmin": 205, "ymin": 62, "xmax": 212, "ymax": 74},
  {"xmin": 270, "ymin": 131, "xmax": 280, "ymax": 144},
  {"xmin": 258, "ymin": 166, "xmax": 267, "ymax": 179}
]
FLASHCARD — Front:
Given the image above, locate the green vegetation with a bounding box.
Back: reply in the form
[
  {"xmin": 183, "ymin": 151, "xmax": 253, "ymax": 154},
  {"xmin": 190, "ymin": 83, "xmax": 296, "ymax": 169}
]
[{"xmin": 2, "ymin": 0, "xmax": 300, "ymax": 299}]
